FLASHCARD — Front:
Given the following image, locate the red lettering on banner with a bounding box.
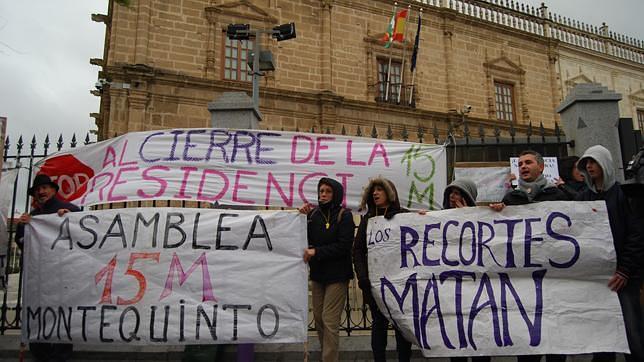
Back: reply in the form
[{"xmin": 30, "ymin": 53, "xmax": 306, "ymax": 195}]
[
  {"xmin": 108, "ymin": 166, "xmax": 139, "ymax": 202},
  {"xmin": 138, "ymin": 166, "xmax": 169, "ymax": 199},
  {"xmin": 314, "ymin": 137, "xmax": 335, "ymax": 165},
  {"xmin": 346, "ymin": 140, "xmax": 366, "ymax": 166},
  {"xmin": 368, "ymin": 142, "xmax": 390, "ymax": 167},
  {"xmin": 290, "ymin": 135, "xmax": 314, "ymax": 164},
  {"xmin": 266, "ymin": 172, "xmax": 295, "ymax": 207},
  {"xmin": 233, "ymin": 170, "xmax": 257, "ymax": 204},
  {"xmin": 197, "ymin": 169, "xmax": 229, "ymax": 202}
]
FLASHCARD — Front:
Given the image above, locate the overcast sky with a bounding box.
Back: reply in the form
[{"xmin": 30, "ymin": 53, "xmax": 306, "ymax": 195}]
[{"xmin": 0, "ymin": 1, "xmax": 642, "ymax": 152}]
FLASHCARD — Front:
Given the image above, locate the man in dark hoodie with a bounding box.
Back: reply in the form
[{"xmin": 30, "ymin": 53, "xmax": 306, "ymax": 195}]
[
  {"xmin": 576, "ymin": 145, "xmax": 643, "ymax": 362},
  {"xmin": 299, "ymin": 177, "xmax": 354, "ymax": 362},
  {"xmin": 353, "ymin": 177, "xmax": 413, "ymax": 362},
  {"xmin": 16, "ymin": 174, "xmax": 80, "ymax": 362},
  {"xmin": 490, "ymin": 151, "xmax": 567, "ymax": 362}
]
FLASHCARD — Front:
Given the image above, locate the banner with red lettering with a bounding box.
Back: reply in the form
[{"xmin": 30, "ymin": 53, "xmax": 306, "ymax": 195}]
[
  {"xmin": 367, "ymin": 201, "xmax": 629, "ymax": 357},
  {"xmin": 34, "ymin": 129, "xmax": 446, "ymax": 210},
  {"xmin": 22, "ymin": 208, "xmax": 307, "ymax": 344}
]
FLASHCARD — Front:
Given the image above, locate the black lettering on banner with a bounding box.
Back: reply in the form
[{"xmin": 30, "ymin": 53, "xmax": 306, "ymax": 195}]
[
  {"xmin": 100, "ymin": 305, "xmax": 117, "ymax": 342},
  {"xmin": 133, "ymin": 212, "xmax": 160, "ymax": 248},
  {"xmin": 257, "ymin": 304, "xmax": 279, "ymax": 338},
  {"xmin": 118, "ymin": 306, "xmax": 141, "ymax": 342},
  {"xmin": 164, "ymin": 213, "xmax": 186, "ymax": 248},
  {"xmin": 223, "ymin": 304, "xmax": 251, "ymax": 341},
  {"xmin": 149, "ymin": 305, "xmax": 170, "ymax": 342},
  {"xmin": 196, "ymin": 304, "xmax": 218, "ymax": 341},
  {"xmin": 51, "ymin": 218, "xmax": 72, "ymax": 250},
  {"xmin": 77, "ymin": 306, "xmax": 96, "ymax": 342},
  {"xmin": 192, "ymin": 213, "xmax": 209, "ymax": 249},
  {"xmin": 243, "ymin": 215, "xmax": 272, "ymax": 251},
  {"xmin": 216, "ymin": 213, "xmax": 238, "ymax": 250},
  {"xmin": 26, "ymin": 306, "xmax": 42, "ymax": 340},
  {"xmin": 78, "ymin": 215, "xmax": 99, "ymax": 249},
  {"xmin": 99, "ymin": 214, "xmax": 127, "ymax": 249},
  {"xmin": 179, "ymin": 300, "xmax": 185, "ymax": 341},
  {"xmin": 57, "ymin": 306, "xmax": 73, "ymax": 341},
  {"xmin": 42, "ymin": 307, "xmax": 56, "ymax": 340}
]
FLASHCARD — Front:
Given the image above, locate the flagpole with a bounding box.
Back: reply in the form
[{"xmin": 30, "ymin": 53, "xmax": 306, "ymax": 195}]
[
  {"xmin": 397, "ymin": 5, "xmax": 412, "ymax": 104},
  {"xmin": 384, "ymin": 2, "xmax": 398, "ymax": 102},
  {"xmin": 409, "ymin": 9, "xmax": 422, "ymax": 106}
]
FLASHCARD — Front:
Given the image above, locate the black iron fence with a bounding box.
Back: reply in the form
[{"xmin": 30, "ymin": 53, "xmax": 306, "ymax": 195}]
[{"xmin": 0, "ymin": 123, "xmax": 570, "ymax": 335}]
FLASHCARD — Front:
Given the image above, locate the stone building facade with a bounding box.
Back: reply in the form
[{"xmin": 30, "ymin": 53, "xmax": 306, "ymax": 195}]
[{"xmin": 91, "ymin": 0, "xmax": 644, "ymax": 142}]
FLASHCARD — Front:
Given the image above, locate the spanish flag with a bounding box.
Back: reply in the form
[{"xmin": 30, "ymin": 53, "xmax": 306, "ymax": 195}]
[{"xmin": 382, "ymin": 8, "xmax": 408, "ymax": 48}]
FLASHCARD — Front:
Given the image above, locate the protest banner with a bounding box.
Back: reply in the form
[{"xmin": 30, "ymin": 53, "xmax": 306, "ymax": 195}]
[
  {"xmin": 454, "ymin": 163, "xmax": 511, "ymax": 203},
  {"xmin": 510, "ymin": 157, "xmax": 559, "ymax": 186},
  {"xmin": 367, "ymin": 201, "xmax": 629, "ymax": 357},
  {"xmin": 33, "ymin": 128, "xmax": 446, "ymax": 210},
  {"xmin": 22, "ymin": 208, "xmax": 308, "ymax": 345},
  {"xmin": 0, "ymin": 169, "xmax": 18, "ymax": 290}
]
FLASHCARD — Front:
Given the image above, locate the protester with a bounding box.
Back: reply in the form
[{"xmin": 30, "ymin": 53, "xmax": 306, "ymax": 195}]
[
  {"xmin": 353, "ymin": 177, "xmax": 413, "ymax": 361},
  {"xmin": 442, "ymin": 179, "xmax": 490, "ymax": 362},
  {"xmin": 299, "ymin": 177, "xmax": 354, "ymax": 362},
  {"xmin": 16, "ymin": 174, "xmax": 80, "ymax": 362},
  {"xmin": 555, "ymin": 155, "xmax": 587, "ymax": 200},
  {"xmin": 575, "ymin": 145, "xmax": 643, "ymax": 362},
  {"xmin": 490, "ymin": 150, "xmax": 567, "ymax": 362}
]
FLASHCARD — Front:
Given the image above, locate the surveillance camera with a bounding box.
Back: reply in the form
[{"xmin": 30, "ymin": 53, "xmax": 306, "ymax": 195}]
[
  {"xmin": 464, "ymin": 105, "xmax": 472, "ymax": 112},
  {"xmin": 95, "ymin": 78, "xmax": 109, "ymax": 90},
  {"xmin": 94, "ymin": 81, "xmax": 103, "ymax": 90}
]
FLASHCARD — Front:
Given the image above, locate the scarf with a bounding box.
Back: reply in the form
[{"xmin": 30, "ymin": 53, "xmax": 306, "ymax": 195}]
[{"xmin": 517, "ymin": 174, "xmax": 549, "ymax": 202}]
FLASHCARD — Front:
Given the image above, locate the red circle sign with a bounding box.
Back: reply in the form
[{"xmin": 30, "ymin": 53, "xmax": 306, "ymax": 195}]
[{"xmin": 38, "ymin": 154, "xmax": 95, "ymax": 202}]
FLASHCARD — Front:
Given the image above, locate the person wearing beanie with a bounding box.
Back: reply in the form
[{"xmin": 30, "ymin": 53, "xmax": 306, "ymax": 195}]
[
  {"xmin": 353, "ymin": 177, "xmax": 413, "ymax": 361},
  {"xmin": 299, "ymin": 177, "xmax": 354, "ymax": 362},
  {"xmin": 576, "ymin": 145, "xmax": 643, "ymax": 362}
]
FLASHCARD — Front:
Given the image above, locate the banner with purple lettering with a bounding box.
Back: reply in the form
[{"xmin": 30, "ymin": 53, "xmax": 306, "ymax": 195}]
[
  {"xmin": 367, "ymin": 201, "xmax": 629, "ymax": 357},
  {"xmin": 22, "ymin": 208, "xmax": 307, "ymax": 344},
  {"xmin": 33, "ymin": 129, "xmax": 446, "ymax": 210}
]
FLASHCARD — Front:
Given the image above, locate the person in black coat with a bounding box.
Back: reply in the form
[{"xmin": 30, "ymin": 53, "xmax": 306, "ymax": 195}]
[
  {"xmin": 576, "ymin": 145, "xmax": 643, "ymax": 362},
  {"xmin": 16, "ymin": 174, "xmax": 80, "ymax": 362},
  {"xmin": 353, "ymin": 177, "xmax": 413, "ymax": 362},
  {"xmin": 299, "ymin": 177, "xmax": 354, "ymax": 362},
  {"xmin": 554, "ymin": 156, "xmax": 588, "ymax": 200}
]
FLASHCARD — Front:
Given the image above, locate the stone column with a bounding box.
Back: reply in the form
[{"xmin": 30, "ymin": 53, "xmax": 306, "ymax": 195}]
[
  {"xmin": 208, "ymin": 92, "xmax": 262, "ymax": 129},
  {"xmin": 556, "ymin": 83, "xmax": 624, "ymax": 181}
]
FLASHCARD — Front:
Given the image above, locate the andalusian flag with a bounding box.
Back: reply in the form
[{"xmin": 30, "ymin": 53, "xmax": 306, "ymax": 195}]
[{"xmin": 382, "ymin": 8, "xmax": 408, "ymax": 48}]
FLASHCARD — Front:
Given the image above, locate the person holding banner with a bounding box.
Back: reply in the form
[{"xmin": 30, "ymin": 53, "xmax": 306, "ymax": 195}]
[
  {"xmin": 441, "ymin": 179, "xmax": 491, "ymax": 362},
  {"xmin": 353, "ymin": 177, "xmax": 413, "ymax": 362},
  {"xmin": 490, "ymin": 151, "xmax": 567, "ymax": 362},
  {"xmin": 576, "ymin": 145, "xmax": 643, "ymax": 362},
  {"xmin": 16, "ymin": 174, "xmax": 80, "ymax": 362},
  {"xmin": 299, "ymin": 177, "xmax": 355, "ymax": 362}
]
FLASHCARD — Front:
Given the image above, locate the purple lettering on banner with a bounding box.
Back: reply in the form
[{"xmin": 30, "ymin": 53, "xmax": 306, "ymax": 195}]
[
  {"xmin": 139, "ymin": 131, "xmax": 164, "ymax": 163},
  {"xmin": 291, "ymin": 135, "xmax": 314, "ymax": 164},
  {"xmin": 196, "ymin": 169, "xmax": 229, "ymax": 202},
  {"xmin": 422, "ymin": 223, "xmax": 441, "ymax": 266},
  {"xmin": 107, "ymin": 166, "xmax": 139, "ymax": 202},
  {"xmin": 205, "ymin": 130, "xmax": 231, "ymax": 163},
  {"xmin": 499, "ymin": 269, "xmax": 546, "ymax": 347},
  {"xmin": 417, "ymin": 274, "xmax": 453, "ymax": 350},
  {"xmin": 468, "ymin": 273, "xmax": 502, "ymax": 350},
  {"xmin": 255, "ymin": 132, "xmax": 279, "ymax": 165},
  {"xmin": 546, "ymin": 212, "xmax": 580, "ymax": 268},
  {"xmin": 265, "ymin": 172, "xmax": 294, "ymax": 207},
  {"xmin": 523, "ymin": 218, "xmax": 543, "ymax": 268},
  {"xmin": 477, "ymin": 221, "xmax": 502, "ymax": 267},
  {"xmin": 138, "ymin": 166, "xmax": 169, "ymax": 199},
  {"xmin": 160, "ymin": 252, "xmax": 217, "ymax": 302},
  {"xmin": 459, "ymin": 221, "xmax": 476, "ymax": 266},
  {"xmin": 400, "ymin": 226, "xmax": 421, "ymax": 268},
  {"xmin": 441, "ymin": 220, "xmax": 460, "ymax": 266},
  {"xmin": 440, "ymin": 271, "xmax": 476, "ymax": 348},
  {"xmin": 314, "ymin": 137, "xmax": 335, "ymax": 166},
  {"xmin": 231, "ymin": 131, "xmax": 256, "ymax": 164},
  {"xmin": 493, "ymin": 219, "xmax": 522, "ymax": 268},
  {"xmin": 346, "ymin": 140, "xmax": 366, "ymax": 166},
  {"xmin": 380, "ymin": 274, "xmax": 419, "ymax": 343},
  {"xmin": 163, "ymin": 130, "xmax": 185, "ymax": 162},
  {"xmin": 232, "ymin": 170, "xmax": 257, "ymax": 204},
  {"xmin": 183, "ymin": 129, "xmax": 206, "ymax": 162}
]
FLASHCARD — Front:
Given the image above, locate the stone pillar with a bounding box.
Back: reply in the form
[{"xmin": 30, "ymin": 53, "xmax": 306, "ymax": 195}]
[
  {"xmin": 556, "ymin": 83, "xmax": 624, "ymax": 181},
  {"xmin": 208, "ymin": 92, "xmax": 262, "ymax": 129}
]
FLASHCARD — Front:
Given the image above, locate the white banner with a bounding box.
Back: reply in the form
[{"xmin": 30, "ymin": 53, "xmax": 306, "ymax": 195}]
[
  {"xmin": 454, "ymin": 167, "xmax": 511, "ymax": 203},
  {"xmin": 0, "ymin": 169, "xmax": 18, "ymax": 290},
  {"xmin": 510, "ymin": 157, "xmax": 559, "ymax": 186},
  {"xmin": 367, "ymin": 201, "xmax": 628, "ymax": 357},
  {"xmin": 34, "ymin": 129, "xmax": 446, "ymax": 210},
  {"xmin": 22, "ymin": 208, "xmax": 308, "ymax": 345}
]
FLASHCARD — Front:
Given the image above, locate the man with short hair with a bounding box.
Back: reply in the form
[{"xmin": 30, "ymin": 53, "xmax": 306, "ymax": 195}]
[
  {"xmin": 576, "ymin": 145, "xmax": 643, "ymax": 362},
  {"xmin": 16, "ymin": 174, "xmax": 80, "ymax": 362},
  {"xmin": 490, "ymin": 150, "xmax": 567, "ymax": 362}
]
